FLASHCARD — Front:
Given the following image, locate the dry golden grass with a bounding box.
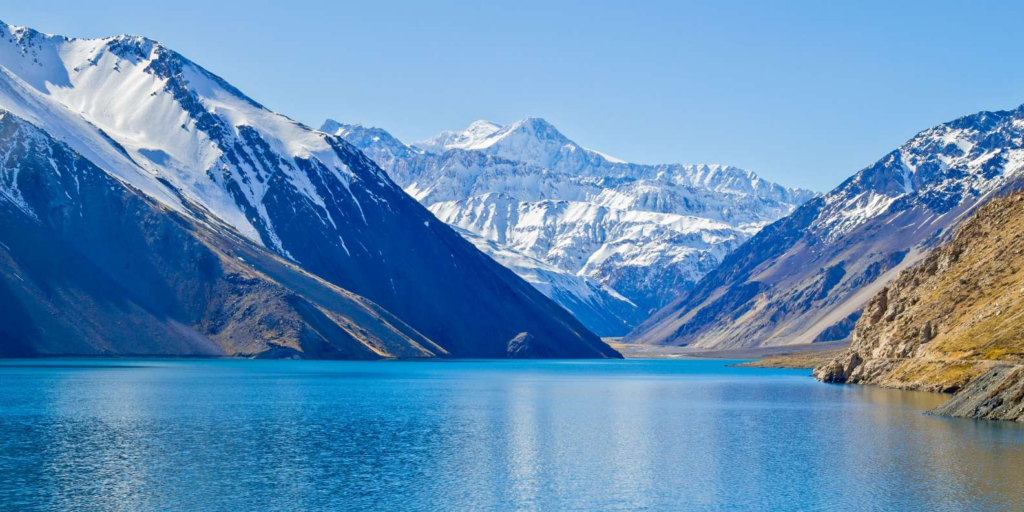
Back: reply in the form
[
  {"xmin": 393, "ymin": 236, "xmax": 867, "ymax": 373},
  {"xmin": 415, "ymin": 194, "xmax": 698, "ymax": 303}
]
[
  {"xmin": 838, "ymin": 192, "xmax": 1024, "ymax": 392},
  {"xmin": 908, "ymin": 195, "xmax": 1024, "ymax": 362},
  {"xmin": 735, "ymin": 347, "xmax": 848, "ymax": 369}
]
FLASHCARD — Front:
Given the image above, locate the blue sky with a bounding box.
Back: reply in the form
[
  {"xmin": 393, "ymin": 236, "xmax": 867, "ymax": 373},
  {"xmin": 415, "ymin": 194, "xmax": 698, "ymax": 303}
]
[{"xmin": 5, "ymin": 0, "xmax": 1024, "ymax": 191}]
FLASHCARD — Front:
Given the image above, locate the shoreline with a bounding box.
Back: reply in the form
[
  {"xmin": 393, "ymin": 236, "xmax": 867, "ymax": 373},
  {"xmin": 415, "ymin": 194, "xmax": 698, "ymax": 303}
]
[{"xmin": 607, "ymin": 340, "xmax": 849, "ymax": 366}]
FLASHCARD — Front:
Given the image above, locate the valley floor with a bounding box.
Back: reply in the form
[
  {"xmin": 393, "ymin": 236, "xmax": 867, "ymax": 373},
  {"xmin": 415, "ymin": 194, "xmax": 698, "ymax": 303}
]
[
  {"xmin": 608, "ymin": 340, "xmax": 848, "ymax": 362},
  {"xmin": 732, "ymin": 346, "xmax": 850, "ymax": 369}
]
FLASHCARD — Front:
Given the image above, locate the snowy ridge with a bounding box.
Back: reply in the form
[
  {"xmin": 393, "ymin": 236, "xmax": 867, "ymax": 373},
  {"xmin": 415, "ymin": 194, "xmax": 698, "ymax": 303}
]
[
  {"xmin": 414, "ymin": 120, "xmax": 503, "ymax": 153},
  {"xmin": 0, "ymin": 20, "xmax": 386, "ymax": 249},
  {"xmin": 409, "ymin": 117, "xmax": 814, "ymax": 205},
  {"xmin": 326, "ymin": 117, "xmax": 815, "ymax": 326},
  {"xmin": 810, "ymin": 108, "xmax": 1024, "ymax": 243},
  {"xmin": 0, "ymin": 62, "xmax": 185, "ymax": 213}
]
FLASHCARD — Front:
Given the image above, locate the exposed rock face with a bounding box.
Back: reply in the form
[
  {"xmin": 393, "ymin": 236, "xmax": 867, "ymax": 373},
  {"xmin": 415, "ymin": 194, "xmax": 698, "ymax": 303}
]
[
  {"xmin": 630, "ymin": 103, "xmax": 1024, "ymax": 350},
  {"xmin": 815, "ymin": 190, "xmax": 1024, "ymax": 419},
  {"xmin": 506, "ymin": 332, "xmax": 552, "ymax": 359}
]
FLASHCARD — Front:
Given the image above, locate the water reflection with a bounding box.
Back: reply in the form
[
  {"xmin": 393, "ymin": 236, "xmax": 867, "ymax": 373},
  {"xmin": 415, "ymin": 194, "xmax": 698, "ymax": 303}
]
[{"xmin": 0, "ymin": 360, "xmax": 1023, "ymax": 511}]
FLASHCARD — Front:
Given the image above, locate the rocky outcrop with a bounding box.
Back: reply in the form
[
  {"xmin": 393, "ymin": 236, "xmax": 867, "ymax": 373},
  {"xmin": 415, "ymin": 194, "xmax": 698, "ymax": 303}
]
[
  {"xmin": 814, "ymin": 189, "xmax": 1024, "ymax": 420},
  {"xmin": 930, "ymin": 365, "xmax": 1024, "ymax": 422},
  {"xmin": 507, "ymin": 332, "xmax": 554, "ymax": 359}
]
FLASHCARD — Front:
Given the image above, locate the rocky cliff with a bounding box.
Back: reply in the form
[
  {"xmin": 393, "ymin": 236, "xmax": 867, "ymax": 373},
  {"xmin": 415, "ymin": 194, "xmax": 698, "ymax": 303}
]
[{"xmin": 815, "ymin": 189, "xmax": 1024, "ymax": 421}]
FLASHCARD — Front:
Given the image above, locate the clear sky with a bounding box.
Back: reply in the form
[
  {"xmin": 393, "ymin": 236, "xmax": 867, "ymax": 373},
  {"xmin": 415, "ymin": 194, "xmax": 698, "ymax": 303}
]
[{"xmin": 4, "ymin": 0, "xmax": 1024, "ymax": 191}]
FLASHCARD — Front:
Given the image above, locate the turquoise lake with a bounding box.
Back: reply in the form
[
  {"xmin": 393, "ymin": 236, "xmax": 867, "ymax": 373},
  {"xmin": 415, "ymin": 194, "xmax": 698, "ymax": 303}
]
[{"xmin": 1, "ymin": 359, "xmax": 1023, "ymax": 511}]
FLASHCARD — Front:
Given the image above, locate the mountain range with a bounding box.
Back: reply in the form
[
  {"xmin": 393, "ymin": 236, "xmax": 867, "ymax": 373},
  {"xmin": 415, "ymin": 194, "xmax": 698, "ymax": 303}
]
[
  {"xmin": 4, "ymin": 18, "xmax": 1022, "ymax": 365},
  {"xmin": 0, "ymin": 21, "xmax": 617, "ymax": 359},
  {"xmin": 628, "ymin": 102, "xmax": 1024, "ymax": 349},
  {"xmin": 322, "ymin": 117, "xmax": 816, "ymax": 335}
]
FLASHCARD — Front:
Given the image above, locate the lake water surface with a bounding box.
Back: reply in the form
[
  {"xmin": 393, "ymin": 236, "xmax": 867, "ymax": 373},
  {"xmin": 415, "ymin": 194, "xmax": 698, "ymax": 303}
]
[{"xmin": 1, "ymin": 359, "xmax": 1023, "ymax": 511}]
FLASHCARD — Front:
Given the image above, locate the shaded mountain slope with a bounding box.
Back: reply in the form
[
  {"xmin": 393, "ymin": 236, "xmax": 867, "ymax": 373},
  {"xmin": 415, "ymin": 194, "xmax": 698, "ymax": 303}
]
[{"xmin": 0, "ymin": 110, "xmax": 440, "ymax": 358}]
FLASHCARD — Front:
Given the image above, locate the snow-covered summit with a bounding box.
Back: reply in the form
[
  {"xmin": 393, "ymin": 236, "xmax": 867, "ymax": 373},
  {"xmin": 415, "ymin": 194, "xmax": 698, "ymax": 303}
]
[
  {"xmin": 407, "ymin": 117, "xmax": 816, "ymax": 204},
  {"xmin": 0, "ymin": 20, "xmax": 385, "ymax": 249},
  {"xmin": 414, "ymin": 119, "xmax": 504, "ymax": 153},
  {"xmin": 413, "ymin": 117, "xmax": 630, "ymax": 173}
]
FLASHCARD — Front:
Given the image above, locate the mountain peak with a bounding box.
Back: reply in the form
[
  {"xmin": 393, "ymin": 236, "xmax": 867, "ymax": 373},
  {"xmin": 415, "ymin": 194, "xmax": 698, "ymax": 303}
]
[
  {"xmin": 501, "ymin": 117, "xmax": 569, "ymax": 142},
  {"xmin": 320, "ymin": 118, "xmax": 349, "ymax": 134},
  {"xmin": 104, "ymin": 34, "xmax": 162, "ymax": 59},
  {"xmin": 0, "ymin": 19, "xmax": 59, "ymax": 42},
  {"xmin": 629, "ymin": 99, "xmax": 1024, "ymax": 350},
  {"xmin": 465, "ymin": 119, "xmax": 503, "ymax": 134},
  {"xmin": 0, "ymin": 19, "xmax": 157, "ymax": 51},
  {"xmin": 515, "ymin": 117, "xmax": 553, "ymax": 128},
  {"xmin": 412, "ymin": 116, "xmax": 577, "ymax": 165},
  {"xmin": 413, "ymin": 119, "xmax": 503, "ymax": 153}
]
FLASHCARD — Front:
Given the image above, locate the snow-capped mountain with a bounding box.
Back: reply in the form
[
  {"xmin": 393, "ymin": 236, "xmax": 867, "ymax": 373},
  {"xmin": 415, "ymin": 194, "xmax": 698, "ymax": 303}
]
[
  {"xmin": 628, "ymin": 103, "xmax": 1024, "ymax": 349},
  {"xmin": 0, "ymin": 20, "xmax": 619, "ymax": 359},
  {"xmin": 323, "ymin": 118, "xmax": 815, "ymax": 333}
]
